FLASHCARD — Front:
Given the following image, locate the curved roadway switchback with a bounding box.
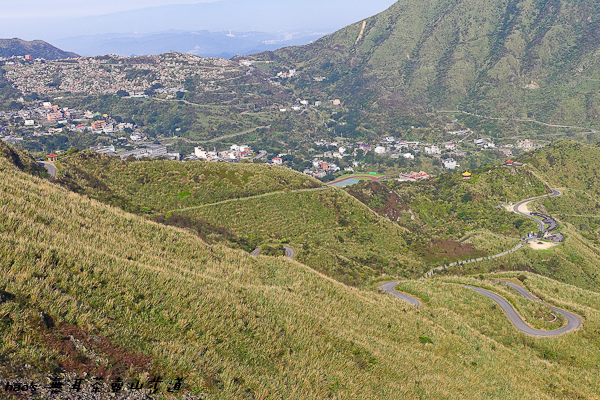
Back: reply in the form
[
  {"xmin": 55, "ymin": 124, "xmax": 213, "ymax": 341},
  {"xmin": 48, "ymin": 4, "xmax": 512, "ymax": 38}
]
[
  {"xmin": 462, "ymin": 281, "xmax": 581, "ymax": 337},
  {"xmin": 381, "ymin": 189, "xmax": 582, "ymax": 336},
  {"xmin": 378, "ymin": 282, "xmax": 421, "ymax": 307},
  {"xmin": 423, "ymin": 189, "xmax": 563, "ymax": 278},
  {"xmin": 39, "ymin": 162, "xmax": 56, "ymax": 178},
  {"xmin": 513, "ymin": 189, "xmax": 562, "ymax": 232},
  {"xmin": 380, "ymin": 280, "xmax": 580, "ymax": 336}
]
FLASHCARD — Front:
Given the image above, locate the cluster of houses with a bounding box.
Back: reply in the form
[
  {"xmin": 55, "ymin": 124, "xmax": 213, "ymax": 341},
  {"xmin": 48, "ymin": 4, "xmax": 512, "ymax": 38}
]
[
  {"xmin": 398, "ymin": 171, "xmax": 431, "ymax": 182},
  {"xmin": 2, "ymin": 53, "xmax": 235, "ymax": 97},
  {"xmin": 0, "ymin": 100, "xmax": 138, "ymax": 138},
  {"xmin": 90, "ymin": 143, "xmax": 180, "ymax": 161},
  {"xmin": 303, "ymin": 159, "xmax": 342, "ymax": 178},
  {"xmin": 278, "ymin": 98, "xmax": 338, "ymax": 113},
  {"xmin": 190, "ymin": 145, "xmax": 254, "ymax": 162}
]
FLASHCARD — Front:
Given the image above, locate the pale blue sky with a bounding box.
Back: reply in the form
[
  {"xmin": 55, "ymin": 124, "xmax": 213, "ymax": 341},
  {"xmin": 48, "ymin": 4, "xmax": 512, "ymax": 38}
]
[
  {"xmin": 0, "ymin": 0, "xmax": 398, "ymax": 42},
  {"xmin": 1, "ymin": 0, "xmax": 217, "ymax": 18}
]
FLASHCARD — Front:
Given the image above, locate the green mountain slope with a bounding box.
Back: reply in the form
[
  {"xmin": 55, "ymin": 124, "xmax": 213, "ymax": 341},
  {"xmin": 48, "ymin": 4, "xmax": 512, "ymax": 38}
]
[
  {"xmin": 4, "ymin": 139, "xmax": 600, "ymax": 398},
  {"xmin": 345, "ymin": 141, "xmax": 600, "ymax": 292},
  {"xmin": 265, "ymin": 0, "xmax": 600, "ymax": 128},
  {"xmin": 0, "ymin": 38, "xmax": 79, "ymax": 59},
  {"xmin": 55, "ymin": 152, "xmax": 322, "ymax": 214},
  {"xmin": 54, "ymin": 152, "xmax": 431, "ymax": 284}
]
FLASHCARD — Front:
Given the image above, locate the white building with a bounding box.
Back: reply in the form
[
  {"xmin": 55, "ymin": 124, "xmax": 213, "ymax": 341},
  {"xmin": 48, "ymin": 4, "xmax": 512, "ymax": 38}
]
[
  {"xmin": 402, "ymin": 153, "xmax": 415, "ymax": 160},
  {"xmin": 195, "ymin": 147, "xmax": 208, "ymax": 159},
  {"xmin": 90, "ymin": 145, "xmax": 116, "ymax": 155},
  {"xmin": 425, "ymin": 145, "xmax": 441, "ymax": 155},
  {"xmin": 374, "ymin": 146, "xmax": 387, "ymax": 154},
  {"xmin": 518, "ymin": 139, "xmax": 535, "ymax": 152},
  {"xmin": 445, "ymin": 143, "xmax": 457, "ymax": 151},
  {"xmin": 442, "ymin": 158, "xmax": 459, "ymax": 170}
]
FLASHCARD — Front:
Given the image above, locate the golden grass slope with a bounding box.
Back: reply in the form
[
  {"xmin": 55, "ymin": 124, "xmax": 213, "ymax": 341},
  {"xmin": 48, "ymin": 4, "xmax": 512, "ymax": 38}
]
[
  {"xmin": 178, "ymin": 188, "xmax": 427, "ymax": 285},
  {"xmin": 3, "ymin": 153, "xmax": 600, "ymax": 398}
]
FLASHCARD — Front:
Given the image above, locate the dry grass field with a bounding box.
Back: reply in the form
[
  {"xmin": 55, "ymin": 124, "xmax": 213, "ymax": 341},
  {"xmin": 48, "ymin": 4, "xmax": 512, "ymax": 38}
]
[{"xmin": 2, "ymin": 143, "xmax": 600, "ymax": 399}]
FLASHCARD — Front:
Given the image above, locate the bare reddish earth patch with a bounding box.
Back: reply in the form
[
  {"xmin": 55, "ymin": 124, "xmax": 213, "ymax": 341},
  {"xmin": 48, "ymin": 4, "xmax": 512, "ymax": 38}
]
[
  {"xmin": 41, "ymin": 322, "xmax": 156, "ymax": 378},
  {"xmin": 423, "ymin": 239, "xmax": 487, "ymax": 263}
]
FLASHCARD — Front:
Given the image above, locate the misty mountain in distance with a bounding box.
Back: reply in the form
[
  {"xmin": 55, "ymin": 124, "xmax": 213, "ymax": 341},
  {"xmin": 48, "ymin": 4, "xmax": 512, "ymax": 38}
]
[
  {"xmin": 53, "ymin": 30, "xmax": 326, "ymax": 58},
  {"xmin": 0, "ymin": 38, "xmax": 78, "ymax": 59},
  {"xmin": 3, "ymin": 0, "xmax": 397, "ymax": 42}
]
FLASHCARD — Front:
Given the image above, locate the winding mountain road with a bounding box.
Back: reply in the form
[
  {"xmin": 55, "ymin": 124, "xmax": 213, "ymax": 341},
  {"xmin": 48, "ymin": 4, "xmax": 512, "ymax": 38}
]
[
  {"xmin": 513, "ymin": 189, "xmax": 561, "ymax": 232},
  {"xmin": 379, "ymin": 282, "xmax": 421, "ymax": 306},
  {"xmin": 380, "ymin": 280, "xmax": 580, "ymax": 336},
  {"xmin": 39, "ymin": 162, "xmax": 56, "ymax": 178},
  {"xmin": 462, "ymin": 281, "xmax": 581, "ymax": 337},
  {"xmin": 423, "ymin": 189, "xmax": 563, "ymax": 278},
  {"xmin": 381, "ymin": 190, "xmax": 581, "ymax": 336}
]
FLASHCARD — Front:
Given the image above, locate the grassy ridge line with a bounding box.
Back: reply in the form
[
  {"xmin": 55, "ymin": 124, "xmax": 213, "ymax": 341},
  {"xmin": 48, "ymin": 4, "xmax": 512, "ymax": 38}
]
[
  {"xmin": 4, "ymin": 159, "xmax": 600, "ymax": 397},
  {"xmin": 55, "ymin": 153, "xmax": 323, "ymax": 213},
  {"xmin": 169, "ymin": 186, "xmax": 329, "ymax": 213}
]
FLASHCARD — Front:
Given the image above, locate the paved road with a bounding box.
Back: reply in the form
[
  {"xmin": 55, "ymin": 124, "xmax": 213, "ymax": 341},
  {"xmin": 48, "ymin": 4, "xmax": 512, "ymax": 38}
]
[
  {"xmin": 424, "ymin": 241, "xmax": 527, "ymax": 278},
  {"xmin": 437, "ymin": 110, "xmax": 592, "ymax": 131},
  {"xmin": 380, "ymin": 279, "xmax": 580, "ymax": 336},
  {"xmin": 254, "ymin": 150, "xmax": 268, "ymax": 160},
  {"xmin": 39, "ymin": 162, "xmax": 56, "ymax": 178},
  {"xmin": 198, "ymin": 126, "xmax": 270, "ymax": 144},
  {"xmin": 462, "ymin": 281, "xmax": 581, "ymax": 337},
  {"xmin": 513, "ymin": 189, "xmax": 561, "ymax": 232},
  {"xmin": 379, "ymin": 281, "xmax": 421, "ymax": 306},
  {"xmin": 423, "ymin": 189, "xmax": 563, "ymax": 278},
  {"xmin": 251, "ymin": 246, "xmax": 295, "ymax": 259}
]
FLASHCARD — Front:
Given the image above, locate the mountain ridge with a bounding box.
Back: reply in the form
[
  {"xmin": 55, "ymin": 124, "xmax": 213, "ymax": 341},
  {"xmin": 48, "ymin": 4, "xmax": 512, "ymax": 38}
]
[
  {"xmin": 262, "ymin": 0, "xmax": 600, "ymax": 128},
  {"xmin": 0, "ymin": 38, "xmax": 78, "ymax": 59}
]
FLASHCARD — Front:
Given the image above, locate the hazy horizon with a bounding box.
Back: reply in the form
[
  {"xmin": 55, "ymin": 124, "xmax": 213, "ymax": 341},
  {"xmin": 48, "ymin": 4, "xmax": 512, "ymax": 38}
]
[{"xmin": 0, "ymin": 0, "xmax": 397, "ymax": 42}]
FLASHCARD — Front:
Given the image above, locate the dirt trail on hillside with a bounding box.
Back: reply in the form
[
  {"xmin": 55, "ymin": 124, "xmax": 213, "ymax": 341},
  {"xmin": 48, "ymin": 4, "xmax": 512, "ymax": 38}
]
[{"xmin": 355, "ymin": 21, "xmax": 367, "ymax": 45}]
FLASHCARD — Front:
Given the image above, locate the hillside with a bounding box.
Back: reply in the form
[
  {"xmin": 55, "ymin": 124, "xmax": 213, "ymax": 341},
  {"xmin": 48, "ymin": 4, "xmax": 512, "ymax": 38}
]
[
  {"xmin": 55, "ymin": 152, "xmax": 322, "ymax": 214},
  {"xmin": 524, "ymin": 141, "xmax": 600, "ymax": 247},
  {"xmin": 54, "ymin": 152, "xmax": 432, "ymax": 284},
  {"xmin": 58, "ymin": 152, "xmax": 545, "ymax": 285},
  {"xmin": 4, "ymin": 138, "xmax": 600, "ymax": 398},
  {"xmin": 263, "ymin": 0, "xmax": 600, "ymax": 128},
  {"xmin": 357, "ymin": 141, "xmax": 600, "ymax": 292},
  {"xmin": 0, "ymin": 38, "xmax": 78, "ymax": 59}
]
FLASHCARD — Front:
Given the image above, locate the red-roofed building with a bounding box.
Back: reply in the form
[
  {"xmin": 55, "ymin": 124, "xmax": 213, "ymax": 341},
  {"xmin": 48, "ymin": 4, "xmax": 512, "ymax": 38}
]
[
  {"xmin": 47, "ymin": 153, "xmax": 59, "ymax": 162},
  {"xmin": 272, "ymin": 157, "xmax": 283, "ymax": 166},
  {"xmin": 410, "ymin": 171, "xmax": 430, "ymax": 180}
]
